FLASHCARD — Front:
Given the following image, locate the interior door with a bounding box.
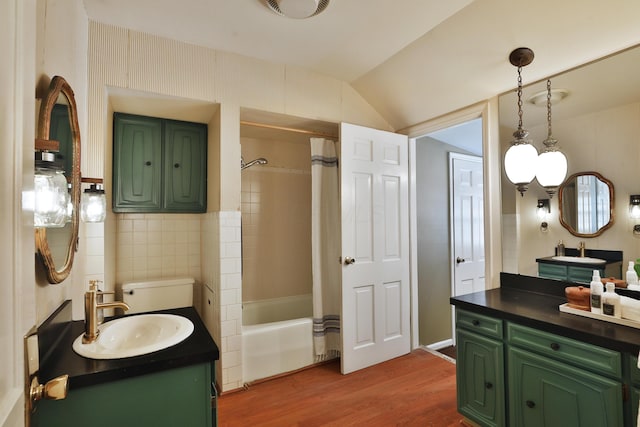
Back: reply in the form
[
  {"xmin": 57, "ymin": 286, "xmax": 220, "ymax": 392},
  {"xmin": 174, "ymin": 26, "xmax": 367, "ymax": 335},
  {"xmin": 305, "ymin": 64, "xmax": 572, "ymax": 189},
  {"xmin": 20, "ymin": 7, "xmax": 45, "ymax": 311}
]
[
  {"xmin": 340, "ymin": 122, "xmax": 410, "ymax": 374},
  {"xmin": 451, "ymin": 153, "xmax": 485, "ymax": 297}
]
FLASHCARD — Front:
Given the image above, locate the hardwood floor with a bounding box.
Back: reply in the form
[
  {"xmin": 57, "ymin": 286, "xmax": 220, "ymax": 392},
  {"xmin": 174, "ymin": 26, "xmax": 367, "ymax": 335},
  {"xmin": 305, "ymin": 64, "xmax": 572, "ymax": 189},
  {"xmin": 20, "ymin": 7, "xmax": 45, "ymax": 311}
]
[{"xmin": 218, "ymin": 349, "xmax": 463, "ymax": 426}]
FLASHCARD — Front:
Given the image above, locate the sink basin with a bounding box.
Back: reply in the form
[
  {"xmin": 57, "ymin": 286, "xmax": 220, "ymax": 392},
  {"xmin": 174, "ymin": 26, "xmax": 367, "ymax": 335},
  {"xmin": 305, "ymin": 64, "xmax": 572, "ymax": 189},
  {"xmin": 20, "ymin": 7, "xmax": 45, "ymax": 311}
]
[
  {"xmin": 73, "ymin": 314, "xmax": 194, "ymax": 359},
  {"xmin": 551, "ymin": 255, "xmax": 606, "ymax": 264}
]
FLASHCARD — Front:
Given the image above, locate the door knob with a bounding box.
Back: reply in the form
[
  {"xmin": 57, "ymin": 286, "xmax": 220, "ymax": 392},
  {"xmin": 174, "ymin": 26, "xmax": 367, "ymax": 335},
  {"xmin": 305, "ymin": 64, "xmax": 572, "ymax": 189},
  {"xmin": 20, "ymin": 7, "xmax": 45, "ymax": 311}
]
[
  {"xmin": 456, "ymin": 257, "xmax": 465, "ymax": 264},
  {"xmin": 344, "ymin": 257, "xmax": 356, "ymax": 265}
]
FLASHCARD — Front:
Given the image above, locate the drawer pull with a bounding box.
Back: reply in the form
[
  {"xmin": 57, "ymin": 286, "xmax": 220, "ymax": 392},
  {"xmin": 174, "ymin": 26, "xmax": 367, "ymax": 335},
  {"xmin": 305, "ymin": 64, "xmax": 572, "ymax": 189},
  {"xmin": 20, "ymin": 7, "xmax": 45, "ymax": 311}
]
[
  {"xmin": 550, "ymin": 342, "xmax": 560, "ymax": 351},
  {"xmin": 526, "ymin": 400, "xmax": 536, "ymax": 408},
  {"xmin": 485, "ymin": 382, "xmax": 493, "ymax": 390},
  {"xmin": 472, "ymin": 320, "xmax": 480, "ymax": 326}
]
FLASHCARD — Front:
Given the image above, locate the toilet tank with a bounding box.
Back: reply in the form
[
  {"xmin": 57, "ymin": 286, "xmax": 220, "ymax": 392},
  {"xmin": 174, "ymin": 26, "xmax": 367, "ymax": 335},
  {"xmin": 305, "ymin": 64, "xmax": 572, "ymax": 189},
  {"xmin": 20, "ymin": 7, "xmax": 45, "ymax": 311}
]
[{"xmin": 121, "ymin": 277, "xmax": 195, "ymax": 314}]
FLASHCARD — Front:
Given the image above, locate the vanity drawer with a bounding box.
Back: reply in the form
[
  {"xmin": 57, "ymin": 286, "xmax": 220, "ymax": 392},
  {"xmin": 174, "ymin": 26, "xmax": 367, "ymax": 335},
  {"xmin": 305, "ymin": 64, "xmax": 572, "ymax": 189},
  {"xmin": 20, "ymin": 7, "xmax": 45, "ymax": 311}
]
[
  {"xmin": 507, "ymin": 322, "xmax": 621, "ymax": 378},
  {"xmin": 456, "ymin": 309, "xmax": 503, "ymax": 339},
  {"xmin": 538, "ymin": 263, "xmax": 568, "ymax": 280}
]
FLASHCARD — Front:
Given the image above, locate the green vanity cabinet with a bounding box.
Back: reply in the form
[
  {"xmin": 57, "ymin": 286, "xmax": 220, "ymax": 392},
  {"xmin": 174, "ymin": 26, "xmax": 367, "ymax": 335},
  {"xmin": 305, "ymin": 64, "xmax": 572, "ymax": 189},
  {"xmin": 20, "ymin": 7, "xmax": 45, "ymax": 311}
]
[
  {"xmin": 507, "ymin": 323, "xmax": 624, "ymax": 426},
  {"xmin": 537, "ymin": 262, "xmax": 605, "ymax": 283},
  {"xmin": 508, "ymin": 347, "xmax": 622, "ymax": 426},
  {"xmin": 33, "ymin": 362, "xmax": 216, "ymax": 427},
  {"xmin": 455, "ymin": 309, "xmax": 505, "ymax": 427},
  {"xmin": 628, "ymin": 355, "xmax": 640, "ymax": 424},
  {"xmin": 113, "ymin": 113, "xmax": 207, "ymax": 213}
]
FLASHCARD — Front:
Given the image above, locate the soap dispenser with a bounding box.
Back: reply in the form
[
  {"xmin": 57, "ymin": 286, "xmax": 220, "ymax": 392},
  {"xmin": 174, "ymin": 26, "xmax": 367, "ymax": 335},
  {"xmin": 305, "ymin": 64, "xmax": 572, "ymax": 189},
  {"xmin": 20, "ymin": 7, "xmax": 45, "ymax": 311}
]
[
  {"xmin": 602, "ymin": 282, "xmax": 621, "ymax": 318},
  {"xmin": 590, "ymin": 270, "xmax": 603, "ymax": 314},
  {"xmin": 626, "ymin": 261, "xmax": 639, "ymax": 286},
  {"xmin": 556, "ymin": 240, "xmax": 565, "ymax": 256}
]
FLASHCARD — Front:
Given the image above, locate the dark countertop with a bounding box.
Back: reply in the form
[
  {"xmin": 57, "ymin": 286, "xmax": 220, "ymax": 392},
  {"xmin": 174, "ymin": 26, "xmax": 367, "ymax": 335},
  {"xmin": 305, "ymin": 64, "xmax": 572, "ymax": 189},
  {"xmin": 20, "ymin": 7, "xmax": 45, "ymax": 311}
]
[
  {"xmin": 451, "ymin": 273, "xmax": 640, "ymax": 354},
  {"xmin": 38, "ymin": 301, "xmax": 219, "ymax": 390}
]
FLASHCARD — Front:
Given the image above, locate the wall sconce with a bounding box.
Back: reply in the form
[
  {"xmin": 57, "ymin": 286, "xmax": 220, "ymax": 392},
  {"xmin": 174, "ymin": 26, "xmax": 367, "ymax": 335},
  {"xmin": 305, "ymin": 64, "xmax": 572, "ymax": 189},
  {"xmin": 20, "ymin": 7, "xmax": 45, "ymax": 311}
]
[
  {"xmin": 80, "ymin": 178, "xmax": 106, "ymax": 223},
  {"xmin": 537, "ymin": 199, "xmax": 550, "ymax": 232},
  {"xmin": 34, "ymin": 139, "xmax": 69, "ymax": 228},
  {"xmin": 504, "ymin": 47, "xmax": 538, "ymax": 197},
  {"xmin": 535, "ymin": 80, "xmax": 568, "ymax": 198},
  {"xmin": 630, "ymin": 195, "xmax": 640, "ymax": 234}
]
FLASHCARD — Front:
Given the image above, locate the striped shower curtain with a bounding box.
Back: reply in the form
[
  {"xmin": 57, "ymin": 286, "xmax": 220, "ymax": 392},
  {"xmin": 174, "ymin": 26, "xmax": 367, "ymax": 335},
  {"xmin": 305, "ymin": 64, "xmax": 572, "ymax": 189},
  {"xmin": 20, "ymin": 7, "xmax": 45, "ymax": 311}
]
[{"xmin": 310, "ymin": 137, "xmax": 341, "ymax": 360}]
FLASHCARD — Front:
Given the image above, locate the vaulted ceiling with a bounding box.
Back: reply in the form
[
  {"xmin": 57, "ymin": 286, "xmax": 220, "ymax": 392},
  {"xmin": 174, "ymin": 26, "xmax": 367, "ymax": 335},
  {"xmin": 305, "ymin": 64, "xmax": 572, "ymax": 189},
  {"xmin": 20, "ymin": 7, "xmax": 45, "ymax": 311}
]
[{"xmin": 83, "ymin": 0, "xmax": 640, "ymax": 130}]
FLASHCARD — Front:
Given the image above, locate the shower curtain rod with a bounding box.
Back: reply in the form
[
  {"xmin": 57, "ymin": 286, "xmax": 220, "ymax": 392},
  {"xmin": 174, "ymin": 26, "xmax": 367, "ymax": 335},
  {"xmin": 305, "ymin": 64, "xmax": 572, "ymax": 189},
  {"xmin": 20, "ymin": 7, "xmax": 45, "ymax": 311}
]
[{"xmin": 240, "ymin": 120, "xmax": 338, "ymax": 139}]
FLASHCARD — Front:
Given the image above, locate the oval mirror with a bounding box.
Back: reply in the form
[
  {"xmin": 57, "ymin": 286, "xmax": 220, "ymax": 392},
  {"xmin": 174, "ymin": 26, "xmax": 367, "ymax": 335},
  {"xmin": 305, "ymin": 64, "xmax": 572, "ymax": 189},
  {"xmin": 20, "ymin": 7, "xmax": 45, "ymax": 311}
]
[
  {"xmin": 558, "ymin": 171, "xmax": 614, "ymax": 238},
  {"xmin": 35, "ymin": 76, "xmax": 81, "ymax": 284}
]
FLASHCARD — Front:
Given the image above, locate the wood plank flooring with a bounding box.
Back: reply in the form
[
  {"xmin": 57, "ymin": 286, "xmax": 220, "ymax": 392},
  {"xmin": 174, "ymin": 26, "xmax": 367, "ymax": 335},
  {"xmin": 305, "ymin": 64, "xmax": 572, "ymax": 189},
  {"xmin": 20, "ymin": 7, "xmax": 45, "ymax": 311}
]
[{"xmin": 218, "ymin": 349, "xmax": 463, "ymax": 427}]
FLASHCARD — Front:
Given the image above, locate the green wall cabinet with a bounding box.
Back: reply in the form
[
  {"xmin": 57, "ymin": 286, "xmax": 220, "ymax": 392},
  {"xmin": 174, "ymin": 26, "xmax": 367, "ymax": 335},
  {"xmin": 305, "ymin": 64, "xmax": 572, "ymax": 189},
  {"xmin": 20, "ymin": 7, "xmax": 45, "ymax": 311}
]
[
  {"xmin": 113, "ymin": 113, "xmax": 207, "ymax": 213},
  {"xmin": 32, "ymin": 362, "xmax": 216, "ymax": 427},
  {"xmin": 455, "ymin": 310, "xmax": 505, "ymax": 427}
]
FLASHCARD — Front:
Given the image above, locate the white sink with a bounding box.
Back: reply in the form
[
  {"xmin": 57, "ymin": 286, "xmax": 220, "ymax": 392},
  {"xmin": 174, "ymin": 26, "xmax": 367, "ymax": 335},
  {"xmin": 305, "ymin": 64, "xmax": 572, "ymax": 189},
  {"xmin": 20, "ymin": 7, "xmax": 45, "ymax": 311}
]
[
  {"xmin": 551, "ymin": 255, "xmax": 606, "ymax": 264},
  {"xmin": 72, "ymin": 314, "xmax": 194, "ymax": 359}
]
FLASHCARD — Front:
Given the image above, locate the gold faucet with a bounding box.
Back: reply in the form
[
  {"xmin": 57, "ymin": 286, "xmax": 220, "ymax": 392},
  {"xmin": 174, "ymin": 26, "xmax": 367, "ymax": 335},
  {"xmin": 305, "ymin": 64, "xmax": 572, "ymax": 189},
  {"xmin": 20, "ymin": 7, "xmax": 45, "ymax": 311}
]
[
  {"xmin": 82, "ymin": 282, "xmax": 130, "ymax": 344},
  {"xmin": 578, "ymin": 241, "xmax": 586, "ymax": 257}
]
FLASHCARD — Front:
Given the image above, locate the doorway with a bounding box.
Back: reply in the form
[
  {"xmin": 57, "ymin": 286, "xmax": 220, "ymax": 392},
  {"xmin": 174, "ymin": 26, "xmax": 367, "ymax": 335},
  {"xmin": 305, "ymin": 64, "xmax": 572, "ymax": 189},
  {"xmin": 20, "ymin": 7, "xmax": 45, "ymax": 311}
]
[{"xmin": 413, "ymin": 117, "xmax": 484, "ymax": 350}]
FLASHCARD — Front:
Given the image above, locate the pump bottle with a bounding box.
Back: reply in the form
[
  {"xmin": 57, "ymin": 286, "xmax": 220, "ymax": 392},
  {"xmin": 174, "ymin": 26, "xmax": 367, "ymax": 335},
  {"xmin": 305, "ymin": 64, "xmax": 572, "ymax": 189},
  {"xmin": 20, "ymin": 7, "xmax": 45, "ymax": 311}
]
[
  {"xmin": 602, "ymin": 282, "xmax": 621, "ymax": 318},
  {"xmin": 590, "ymin": 270, "xmax": 603, "ymax": 314}
]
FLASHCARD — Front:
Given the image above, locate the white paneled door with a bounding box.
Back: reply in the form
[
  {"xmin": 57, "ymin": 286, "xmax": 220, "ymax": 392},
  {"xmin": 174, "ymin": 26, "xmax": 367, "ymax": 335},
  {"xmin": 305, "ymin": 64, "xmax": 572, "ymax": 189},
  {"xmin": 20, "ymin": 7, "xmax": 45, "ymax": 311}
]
[
  {"xmin": 451, "ymin": 153, "xmax": 485, "ymax": 297},
  {"xmin": 340, "ymin": 123, "xmax": 410, "ymax": 374}
]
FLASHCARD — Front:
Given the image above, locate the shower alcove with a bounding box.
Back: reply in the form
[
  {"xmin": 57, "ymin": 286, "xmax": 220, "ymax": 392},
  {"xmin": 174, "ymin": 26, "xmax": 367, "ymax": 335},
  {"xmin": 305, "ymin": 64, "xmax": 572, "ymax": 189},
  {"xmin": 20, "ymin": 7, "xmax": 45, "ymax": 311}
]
[{"xmin": 239, "ymin": 108, "xmax": 339, "ymax": 382}]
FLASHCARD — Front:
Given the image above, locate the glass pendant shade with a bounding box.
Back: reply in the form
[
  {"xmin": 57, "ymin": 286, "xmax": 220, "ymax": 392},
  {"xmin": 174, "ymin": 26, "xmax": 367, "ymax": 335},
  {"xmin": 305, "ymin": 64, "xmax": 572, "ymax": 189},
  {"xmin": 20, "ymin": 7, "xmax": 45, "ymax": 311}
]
[
  {"xmin": 81, "ymin": 184, "xmax": 106, "ymax": 223},
  {"xmin": 536, "ymin": 147, "xmax": 568, "ymax": 197},
  {"xmin": 34, "ymin": 153, "xmax": 69, "ymax": 228},
  {"xmin": 504, "ymin": 132, "xmax": 538, "ymax": 196}
]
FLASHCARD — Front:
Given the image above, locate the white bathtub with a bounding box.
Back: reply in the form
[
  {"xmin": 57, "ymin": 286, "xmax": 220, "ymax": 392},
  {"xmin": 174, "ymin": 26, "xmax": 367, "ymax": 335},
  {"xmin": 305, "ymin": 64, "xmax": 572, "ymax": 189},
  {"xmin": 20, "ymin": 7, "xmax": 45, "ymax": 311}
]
[{"xmin": 242, "ymin": 294, "xmax": 315, "ymax": 383}]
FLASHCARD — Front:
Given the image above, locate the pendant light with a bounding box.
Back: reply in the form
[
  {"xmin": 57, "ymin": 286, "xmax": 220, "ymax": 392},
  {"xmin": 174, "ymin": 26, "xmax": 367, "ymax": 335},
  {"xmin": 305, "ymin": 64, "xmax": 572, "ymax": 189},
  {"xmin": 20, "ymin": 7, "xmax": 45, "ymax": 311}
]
[
  {"xmin": 535, "ymin": 79, "xmax": 568, "ymax": 198},
  {"xmin": 504, "ymin": 48, "xmax": 538, "ymax": 196}
]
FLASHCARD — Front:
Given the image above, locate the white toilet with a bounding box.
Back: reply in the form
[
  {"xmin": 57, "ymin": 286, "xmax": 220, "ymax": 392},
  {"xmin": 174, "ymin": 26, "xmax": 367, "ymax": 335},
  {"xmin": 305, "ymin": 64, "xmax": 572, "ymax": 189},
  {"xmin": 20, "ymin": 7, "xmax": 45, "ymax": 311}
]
[{"xmin": 121, "ymin": 277, "xmax": 195, "ymax": 314}]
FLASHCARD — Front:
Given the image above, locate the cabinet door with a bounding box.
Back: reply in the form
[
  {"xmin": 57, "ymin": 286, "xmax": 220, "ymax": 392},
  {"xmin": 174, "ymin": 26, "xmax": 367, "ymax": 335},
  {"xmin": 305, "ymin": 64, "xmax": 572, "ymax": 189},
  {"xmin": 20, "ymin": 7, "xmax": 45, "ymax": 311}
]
[
  {"xmin": 456, "ymin": 328, "xmax": 505, "ymax": 427},
  {"xmin": 113, "ymin": 114, "xmax": 163, "ymax": 212},
  {"xmin": 32, "ymin": 363, "xmax": 213, "ymax": 427},
  {"xmin": 538, "ymin": 263, "xmax": 568, "ymax": 280},
  {"xmin": 508, "ymin": 347, "xmax": 623, "ymax": 427},
  {"xmin": 163, "ymin": 120, "xmax": 207, "ymax": 212}
]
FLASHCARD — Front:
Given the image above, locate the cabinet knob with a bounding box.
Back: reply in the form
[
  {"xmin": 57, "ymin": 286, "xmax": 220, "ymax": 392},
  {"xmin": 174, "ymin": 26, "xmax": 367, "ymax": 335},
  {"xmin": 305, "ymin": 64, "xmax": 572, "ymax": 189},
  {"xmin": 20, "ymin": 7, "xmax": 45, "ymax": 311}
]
[
  {"xmin": 485, "ymin": 382, "xmax": 493, "ymax": 390},
  {"xmin": 526, "ymin": 400, "xmax": 536, "ymax": 408},
  {"xmin": 30, "ymin": 374, "xmax": 69, "ymax": 403},
  {"xmin": 472, "ymin": 320, "xmax": 480, "ymax": 326},
  {"xmin": 145, "ymin": 161, "xmax": 152, "ymax": 166},
  {"xmin": 550, "ymin": 342, "xmax": 560, "ymax": 351},
  {"xmin": 174, "ymin": 163, "xmax": 180, "ymax": 168}
]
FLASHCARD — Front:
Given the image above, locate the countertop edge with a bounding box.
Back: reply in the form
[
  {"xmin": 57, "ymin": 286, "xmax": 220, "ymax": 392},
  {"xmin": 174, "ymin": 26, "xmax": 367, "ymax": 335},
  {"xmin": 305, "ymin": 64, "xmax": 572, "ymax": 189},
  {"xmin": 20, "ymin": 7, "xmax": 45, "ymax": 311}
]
[{"xmin": 451, "ymin": 287, "xmax": 640, "ymax": 355}]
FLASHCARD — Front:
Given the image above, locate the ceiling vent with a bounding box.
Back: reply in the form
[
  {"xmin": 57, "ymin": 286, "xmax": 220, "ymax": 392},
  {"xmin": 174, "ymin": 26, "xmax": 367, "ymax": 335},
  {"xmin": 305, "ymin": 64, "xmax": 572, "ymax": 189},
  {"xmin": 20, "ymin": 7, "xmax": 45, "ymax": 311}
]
[{"xmin": 266, "ymin": 0, "xmax": 330, "ymax": 19}]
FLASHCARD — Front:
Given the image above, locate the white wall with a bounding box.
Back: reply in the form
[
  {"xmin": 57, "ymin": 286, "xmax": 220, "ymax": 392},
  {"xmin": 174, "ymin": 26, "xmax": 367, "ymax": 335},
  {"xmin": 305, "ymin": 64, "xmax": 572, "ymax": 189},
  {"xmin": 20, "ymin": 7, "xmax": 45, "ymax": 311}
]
[
  {"xmin": 34, "ymin": 0, "xmax": 88, "ymax": 323},
  {"xmin": 505, "ymin": 101, "xmax": 640, "ymax": 277}
]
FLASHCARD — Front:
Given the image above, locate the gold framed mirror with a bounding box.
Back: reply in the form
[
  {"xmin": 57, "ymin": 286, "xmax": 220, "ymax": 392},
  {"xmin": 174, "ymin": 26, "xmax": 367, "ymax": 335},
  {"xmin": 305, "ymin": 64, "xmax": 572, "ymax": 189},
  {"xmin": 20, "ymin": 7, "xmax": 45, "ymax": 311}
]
[
  {"xmin": 558, "ymin": 171, "xmax": 614, "ymax": 238},
  {"xmin": 35, "ymin": 76, "xmax": 81, "ymax": 284}
]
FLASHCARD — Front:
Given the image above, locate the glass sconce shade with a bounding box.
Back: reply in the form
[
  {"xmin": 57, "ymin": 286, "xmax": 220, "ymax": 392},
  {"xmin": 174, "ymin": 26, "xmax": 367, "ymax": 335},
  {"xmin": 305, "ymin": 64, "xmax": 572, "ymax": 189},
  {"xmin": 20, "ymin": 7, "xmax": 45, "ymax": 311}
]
[
  {"xmin": 537, "ymin": 199, "xmax": 550, "ymax": 220},
  {"xmin": 630, "ymin": 195, "xmax": 640, "ymax": 219},
  {"xmin": 536, "ymin": 148, "xmax": 568, "ymax": 197},
  {"xmin": 34, "ymin": 153, "xmax": 69, "ymax": 228},
  {"xmin": 504, "ymin": 132, "xmax": 538, "ymax": 195},
  {"xmin": 81, "ymin": 184, "xmax": 106, "ymax": 223}
]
